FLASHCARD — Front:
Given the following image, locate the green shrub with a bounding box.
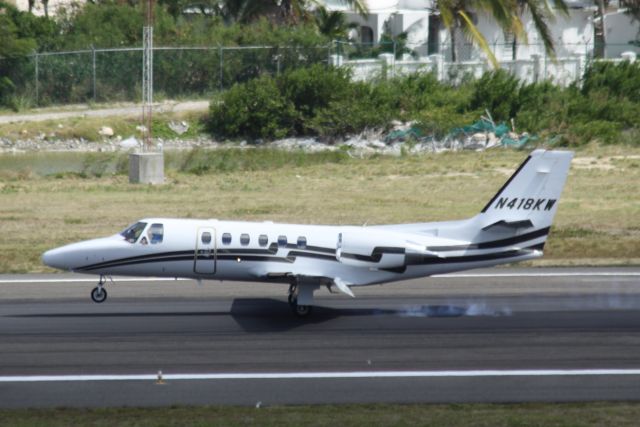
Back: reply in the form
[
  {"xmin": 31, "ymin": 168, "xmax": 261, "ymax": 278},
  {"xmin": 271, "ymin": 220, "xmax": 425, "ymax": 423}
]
[
  {"xmin": 515, "ymin": 82, "xmax": 571, "ymax": 133},
  {"xmin": 279, "ymin": 64, "xmax": 352, "ymax": 134},
  {"xmin": 582, "ymin": 61, "xmax": 640, "ymax": 102},
  {"xmin": 415, "ymin": 107, "xmax": 479, "ymax": 139},
  {"xmin": 208, "ymin": 75, "xmax": 295, "ymax": 140},
  {"xmin": 310, "ymin": 81, "xmax": 397, "ymax": 138},
  {"xmin": 470, "ymin": 69, "xmax": 521, "ymax": 121},
  {"xmin": 562, "ymin": 120, "xmax": 622, "ymax": 146}
]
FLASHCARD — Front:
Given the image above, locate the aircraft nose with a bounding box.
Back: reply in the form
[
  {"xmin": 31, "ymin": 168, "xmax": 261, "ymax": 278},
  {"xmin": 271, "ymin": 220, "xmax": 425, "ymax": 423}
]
[{"xmin": 42, "ymin": 247, "xmax": 69, "ymax": 270}]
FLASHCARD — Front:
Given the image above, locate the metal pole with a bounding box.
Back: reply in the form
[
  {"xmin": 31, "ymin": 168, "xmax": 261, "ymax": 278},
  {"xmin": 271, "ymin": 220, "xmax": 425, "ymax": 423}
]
[
  {"xmin": 393, "ymin": 39, "xmax": 396, "ymax": 78},
  {"xmin": 92, "ymin": 45, "xmax": 96, "ymax": 102},
  {"xmin": 218, "ymin": 44, "xmax": 223, "ymax": 91},
  {"xmin": 34, "ymin": 51, "xmax": 39, "ymax": 105}
]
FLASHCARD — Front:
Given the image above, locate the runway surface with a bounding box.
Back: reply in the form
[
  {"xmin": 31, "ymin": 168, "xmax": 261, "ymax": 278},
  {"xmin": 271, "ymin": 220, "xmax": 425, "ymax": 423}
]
[{"xmin": 1, "ymin": 268, "xmax": 640, "ymax": 408}]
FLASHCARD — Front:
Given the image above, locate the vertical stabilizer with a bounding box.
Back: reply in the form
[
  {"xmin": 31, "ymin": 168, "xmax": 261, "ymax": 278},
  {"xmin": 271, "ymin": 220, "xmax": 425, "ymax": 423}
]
[{"xmin": 478, "ymin": 149, "xmax": 573, "ymax": 231}]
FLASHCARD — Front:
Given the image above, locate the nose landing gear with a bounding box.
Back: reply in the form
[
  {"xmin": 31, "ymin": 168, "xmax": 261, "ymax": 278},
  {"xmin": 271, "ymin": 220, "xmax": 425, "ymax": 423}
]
[{"xmin": 91, "ymin": 275, "xmax": 108, "ymax": 303}]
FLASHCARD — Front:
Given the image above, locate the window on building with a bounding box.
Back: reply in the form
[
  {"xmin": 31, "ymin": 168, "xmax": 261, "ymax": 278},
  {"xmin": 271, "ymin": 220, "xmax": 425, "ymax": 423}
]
[{"xmin": 360, "ymin": 26, "xmax": 374, "ymax": 44}]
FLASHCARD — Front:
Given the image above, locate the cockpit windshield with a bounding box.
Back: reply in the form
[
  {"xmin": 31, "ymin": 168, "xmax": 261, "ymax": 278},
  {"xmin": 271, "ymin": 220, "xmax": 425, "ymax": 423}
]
[{"xmin": 120, "ymin": 222, "xmax": 147, "ymax": 243}]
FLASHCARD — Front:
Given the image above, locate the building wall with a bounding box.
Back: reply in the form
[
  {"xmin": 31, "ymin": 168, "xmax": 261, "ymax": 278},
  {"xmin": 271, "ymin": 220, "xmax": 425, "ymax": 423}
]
[
  {"xmin": 604, "ymin": 11, "xmax": 640, "ymax": 58},
  {"xmin": 13, "ymin": 0, "xmax": 79, "ymax": 16}
]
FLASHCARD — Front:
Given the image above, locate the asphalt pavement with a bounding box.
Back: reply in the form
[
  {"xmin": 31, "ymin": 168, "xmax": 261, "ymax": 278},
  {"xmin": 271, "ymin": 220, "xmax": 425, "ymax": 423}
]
[{"xmin": 1, "ymin": 268, "xmax": 639, "ymax": 408}]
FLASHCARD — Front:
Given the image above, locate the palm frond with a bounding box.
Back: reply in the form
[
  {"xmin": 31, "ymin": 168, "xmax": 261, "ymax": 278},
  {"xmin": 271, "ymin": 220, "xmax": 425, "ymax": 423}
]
[{"xmin": 458, "ymin": 9, "xmax": 500, "ymax": 68}]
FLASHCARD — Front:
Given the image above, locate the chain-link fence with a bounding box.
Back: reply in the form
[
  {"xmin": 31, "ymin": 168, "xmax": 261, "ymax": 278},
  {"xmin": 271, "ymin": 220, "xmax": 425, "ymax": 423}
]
[
  {"xmin": 0, "ymin": 44, "xmax": 333, "ymax": 107},
  {"xmin": 0, "ymin": 41, "xmax": 638, "ymax": 107}
]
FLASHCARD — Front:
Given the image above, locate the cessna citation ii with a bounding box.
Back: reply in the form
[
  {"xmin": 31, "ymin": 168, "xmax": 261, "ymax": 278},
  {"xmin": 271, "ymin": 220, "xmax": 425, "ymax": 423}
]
[{"xmin": 43, "ymin": 149, "xmax": 573, "ymax": 316}]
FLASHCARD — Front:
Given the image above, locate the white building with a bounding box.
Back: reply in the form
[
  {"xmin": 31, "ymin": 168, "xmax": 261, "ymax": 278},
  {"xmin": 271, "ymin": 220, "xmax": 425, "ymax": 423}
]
[
  {"xmin": 8, "ymin": 0, "xmax": 77, "ymax": 16},
  {"xmin": 324, "ymin": 0, "xmax": 638, "ymax": 60}
]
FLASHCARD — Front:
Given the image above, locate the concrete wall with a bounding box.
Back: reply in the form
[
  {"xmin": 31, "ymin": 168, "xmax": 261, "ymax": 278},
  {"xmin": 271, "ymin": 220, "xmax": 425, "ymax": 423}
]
[{"xmin": 604, "ymin": 11, "xmax": 640, "ymax": 58}]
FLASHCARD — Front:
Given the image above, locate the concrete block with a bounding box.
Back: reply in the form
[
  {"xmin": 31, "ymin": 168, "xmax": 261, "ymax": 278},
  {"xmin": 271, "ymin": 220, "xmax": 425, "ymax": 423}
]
[{"xmin": 129, "ymin": 152, "xmax": 164, "ymax": 184}]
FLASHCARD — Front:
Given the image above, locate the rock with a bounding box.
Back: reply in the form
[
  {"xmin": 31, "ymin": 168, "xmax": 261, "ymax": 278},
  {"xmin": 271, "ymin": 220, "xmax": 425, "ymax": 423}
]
[
  {"xmin": 486, "ymin": 132, "xmax": 500, "ymax": 148},
  {"xmin": 98, "ymin": 126, "xmax": 114, "ymax": 137},
  {"xmin": 471, "ymin": 132, "xmax": 487, "ymax": 144},
  {"xmin": 168, "ymin": 121, "xmax": 189, "ymax": 135},
  {"xmin": 57, "ymin": 124, "xmax": 63, "ymax": 129},
  {"xmin": 136, "ymin": 125, "xmax": 147, "ymax": 133},
  {"xmin": 120, "ymin": 136, "xmax": 140, "ymax": 149}
]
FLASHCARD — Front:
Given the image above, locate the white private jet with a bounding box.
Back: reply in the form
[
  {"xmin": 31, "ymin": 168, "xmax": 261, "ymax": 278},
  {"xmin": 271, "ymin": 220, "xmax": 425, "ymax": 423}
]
[{"xmin": 43, "ymin": 149, "xmax": 573, "ymax": 316}]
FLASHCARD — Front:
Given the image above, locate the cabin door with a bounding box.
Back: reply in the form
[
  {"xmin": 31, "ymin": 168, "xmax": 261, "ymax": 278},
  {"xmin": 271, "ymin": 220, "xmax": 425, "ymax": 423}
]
[{"xmin": 194, "ymin": 228, "xmax": 216, "ymax": 274}]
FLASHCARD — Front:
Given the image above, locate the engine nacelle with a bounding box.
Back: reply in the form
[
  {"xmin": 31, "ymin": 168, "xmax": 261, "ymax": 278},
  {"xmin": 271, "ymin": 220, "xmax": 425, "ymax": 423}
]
[{"xmin": 336, "ymin": 229, "xmax": 408, "ymax": 269}]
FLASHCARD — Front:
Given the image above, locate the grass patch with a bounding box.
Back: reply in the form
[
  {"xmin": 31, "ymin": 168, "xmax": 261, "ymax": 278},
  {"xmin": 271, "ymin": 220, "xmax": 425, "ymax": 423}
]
[
  {"xmin": 0, "ymin": 146, "xmax": 639, "ymax": 273},
  {"xmin": 2, "ymin": 402, "xmax": 640, "ymax": 426},
  {"xmin": 0, "ymin": 111, "xmax": 207, "ymax": 142}
]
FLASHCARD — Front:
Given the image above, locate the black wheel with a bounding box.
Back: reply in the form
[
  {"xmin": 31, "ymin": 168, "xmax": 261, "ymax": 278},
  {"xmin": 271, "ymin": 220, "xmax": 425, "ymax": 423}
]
[
  {"xmin": 294, "ymin": 304, "xmax": 312, "ymax": 317},
  {"xmin": 91, "ymin": 287, "xmax": 107, "ymax": 303}
]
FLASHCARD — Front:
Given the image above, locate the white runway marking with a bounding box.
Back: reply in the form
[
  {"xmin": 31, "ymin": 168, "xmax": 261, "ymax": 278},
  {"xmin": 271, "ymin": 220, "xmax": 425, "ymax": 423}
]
[
  {"xmin": 2, "ymin": 369, "xmax": 640, "ymax": 382},
  {"xmin": 0, "ymin": 278, "xmax": 189, "ymax": 284},
  {"xmin": 1, "ymin": 272, "xmax": 639, "ymax": 284},
  {"xmin": 433, "ymin": 272, "xmax": 640, "ymax": 278}
]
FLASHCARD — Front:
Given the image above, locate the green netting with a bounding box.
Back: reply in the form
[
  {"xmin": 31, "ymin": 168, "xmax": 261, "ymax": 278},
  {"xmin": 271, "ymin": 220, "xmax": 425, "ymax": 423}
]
[{"xmin": 385, "ymin": 117, "xmax": 537, "ymax": 149}]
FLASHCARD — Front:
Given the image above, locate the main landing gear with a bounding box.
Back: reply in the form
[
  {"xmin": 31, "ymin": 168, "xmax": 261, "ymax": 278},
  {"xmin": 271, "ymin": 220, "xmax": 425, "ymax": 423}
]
[
  {"xmin": 288, "ymin": 283, "xmax": 313, "ymax": 317},
  {"xmin": 91, "ymin": 275, "xmax": 108, "ymax": 303}
]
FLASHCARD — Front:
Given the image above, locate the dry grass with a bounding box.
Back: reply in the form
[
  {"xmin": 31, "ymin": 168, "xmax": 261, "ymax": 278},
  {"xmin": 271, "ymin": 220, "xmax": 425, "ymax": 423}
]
[
  {"xmin": 0, "ymin": 111, "xmax": 206, "ymax": 142},
  {"xmin": 3, "ymin": 402, "xmax": 640, "ymax": 426},
  {"xmin": 1, "ymin": 146, "xmax": 639, "ymax": 273}
]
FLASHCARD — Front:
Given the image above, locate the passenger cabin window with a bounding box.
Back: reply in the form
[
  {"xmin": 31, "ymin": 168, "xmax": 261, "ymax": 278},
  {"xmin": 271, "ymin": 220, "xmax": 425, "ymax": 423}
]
[
  {"xmin": 222, "ymin": 233, "xmax": 232, "ymax": 245},
  {"xmin": 201, "ymin": 232, "xmax": 212, "ymax": 244},
  {"xmin": 277, "ymin": 235, "xmax": 288, "ymax": 247},
  {"xmin": 120, "ymin": 222, "xmax": 147, "ymax": 243},
  {"xmin": 240, "ymin": 233, "xmax": 250, "ymax": 246},
  {"xmin": 258, "ymin": 234, "xmax": 268, "ymax": 247},
  {"xmin": 148, "ymin": 223, "xmax": 164, "ymax": 244},
  {"xmin": 297, "ymin": 236, "xmax": 307, "ymax": 249}
]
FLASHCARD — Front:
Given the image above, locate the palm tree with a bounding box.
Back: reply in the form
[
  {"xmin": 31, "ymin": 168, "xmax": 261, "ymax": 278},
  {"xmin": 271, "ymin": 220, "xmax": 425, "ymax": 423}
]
[
  {"xmin": 314, "ymin": 8, "xmax": 357, "ymax": 39},
  {"xmin": 511, "ymin": 0, "xmax": 569, "ymax": 60},
  {"xmin": 437, "ymin": 0, "xmax": 525, "ymax": 68},
  {"xmin": 278, "ymin": 0, "xmax": 367, "ymax": 24},
  {"xmin": 212, "ymin": 0, "xmax": 368, "ymax": 25}
]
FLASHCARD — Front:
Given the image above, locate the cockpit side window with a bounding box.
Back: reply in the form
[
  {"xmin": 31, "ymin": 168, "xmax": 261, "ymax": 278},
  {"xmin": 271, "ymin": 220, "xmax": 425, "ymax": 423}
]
[
  {"xmin": 148, "ymin": 223, "xmax": 164, "ymax": 244},
  {"xmin": 120, "ymin": 222, "xmax": 147, "ymax": 243}
]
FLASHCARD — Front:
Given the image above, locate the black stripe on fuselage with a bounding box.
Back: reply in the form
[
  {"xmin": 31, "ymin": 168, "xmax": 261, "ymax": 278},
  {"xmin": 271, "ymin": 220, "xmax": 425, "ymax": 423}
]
[
  {"xmin": 380, "ymin": 242, "xmax": 546, "ymax": 274},
  {"xmin": 426, "ymin": 227, "xmax": 550, "ymax": 252},
  {"xmin": 76, "ymin": 228, "xmax": 549, "ymax": 272}
]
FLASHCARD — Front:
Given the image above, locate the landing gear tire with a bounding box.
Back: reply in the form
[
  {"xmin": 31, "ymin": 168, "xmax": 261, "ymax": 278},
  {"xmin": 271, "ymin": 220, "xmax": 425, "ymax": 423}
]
[
  {"xmin": 294, "ymin": 303, "xmax": 312, "ymax": 317},
  {"xmin": 91, "ymin": 286, "xmax": 107, "ymax": 303}
]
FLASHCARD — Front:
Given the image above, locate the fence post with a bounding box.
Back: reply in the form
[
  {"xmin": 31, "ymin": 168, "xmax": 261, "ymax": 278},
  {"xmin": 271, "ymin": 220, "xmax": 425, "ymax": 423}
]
[
  {"xmin": 218, "ymin": 44, "xmax": 223, "ymax": 92},
  {"xmin": 429, "ymin": 54, "xmax": 444, "ymax": 82},
  {"xmin": 91, "ymin": 45, "xmax": 96, "ymax": 102},
  {"xmin": 34, "ymin": 51, "xmax": 39, "ymax": 105},
  {"xmin": 531, "ymin": 54, "xmax": 541, "ymax": 82}
]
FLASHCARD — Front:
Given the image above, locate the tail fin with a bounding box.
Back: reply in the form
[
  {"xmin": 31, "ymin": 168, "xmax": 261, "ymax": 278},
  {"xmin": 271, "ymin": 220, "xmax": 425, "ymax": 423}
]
[{"xmin": 478, "ymin": 149, "xmax": 573, "ymax": 232}]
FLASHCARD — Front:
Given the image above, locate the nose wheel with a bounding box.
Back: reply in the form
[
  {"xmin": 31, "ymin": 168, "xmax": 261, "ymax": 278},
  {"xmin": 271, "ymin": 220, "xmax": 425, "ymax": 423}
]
[{"xmin": 90, "ymin": 275, "xmax": 108, "ymax": 303}]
